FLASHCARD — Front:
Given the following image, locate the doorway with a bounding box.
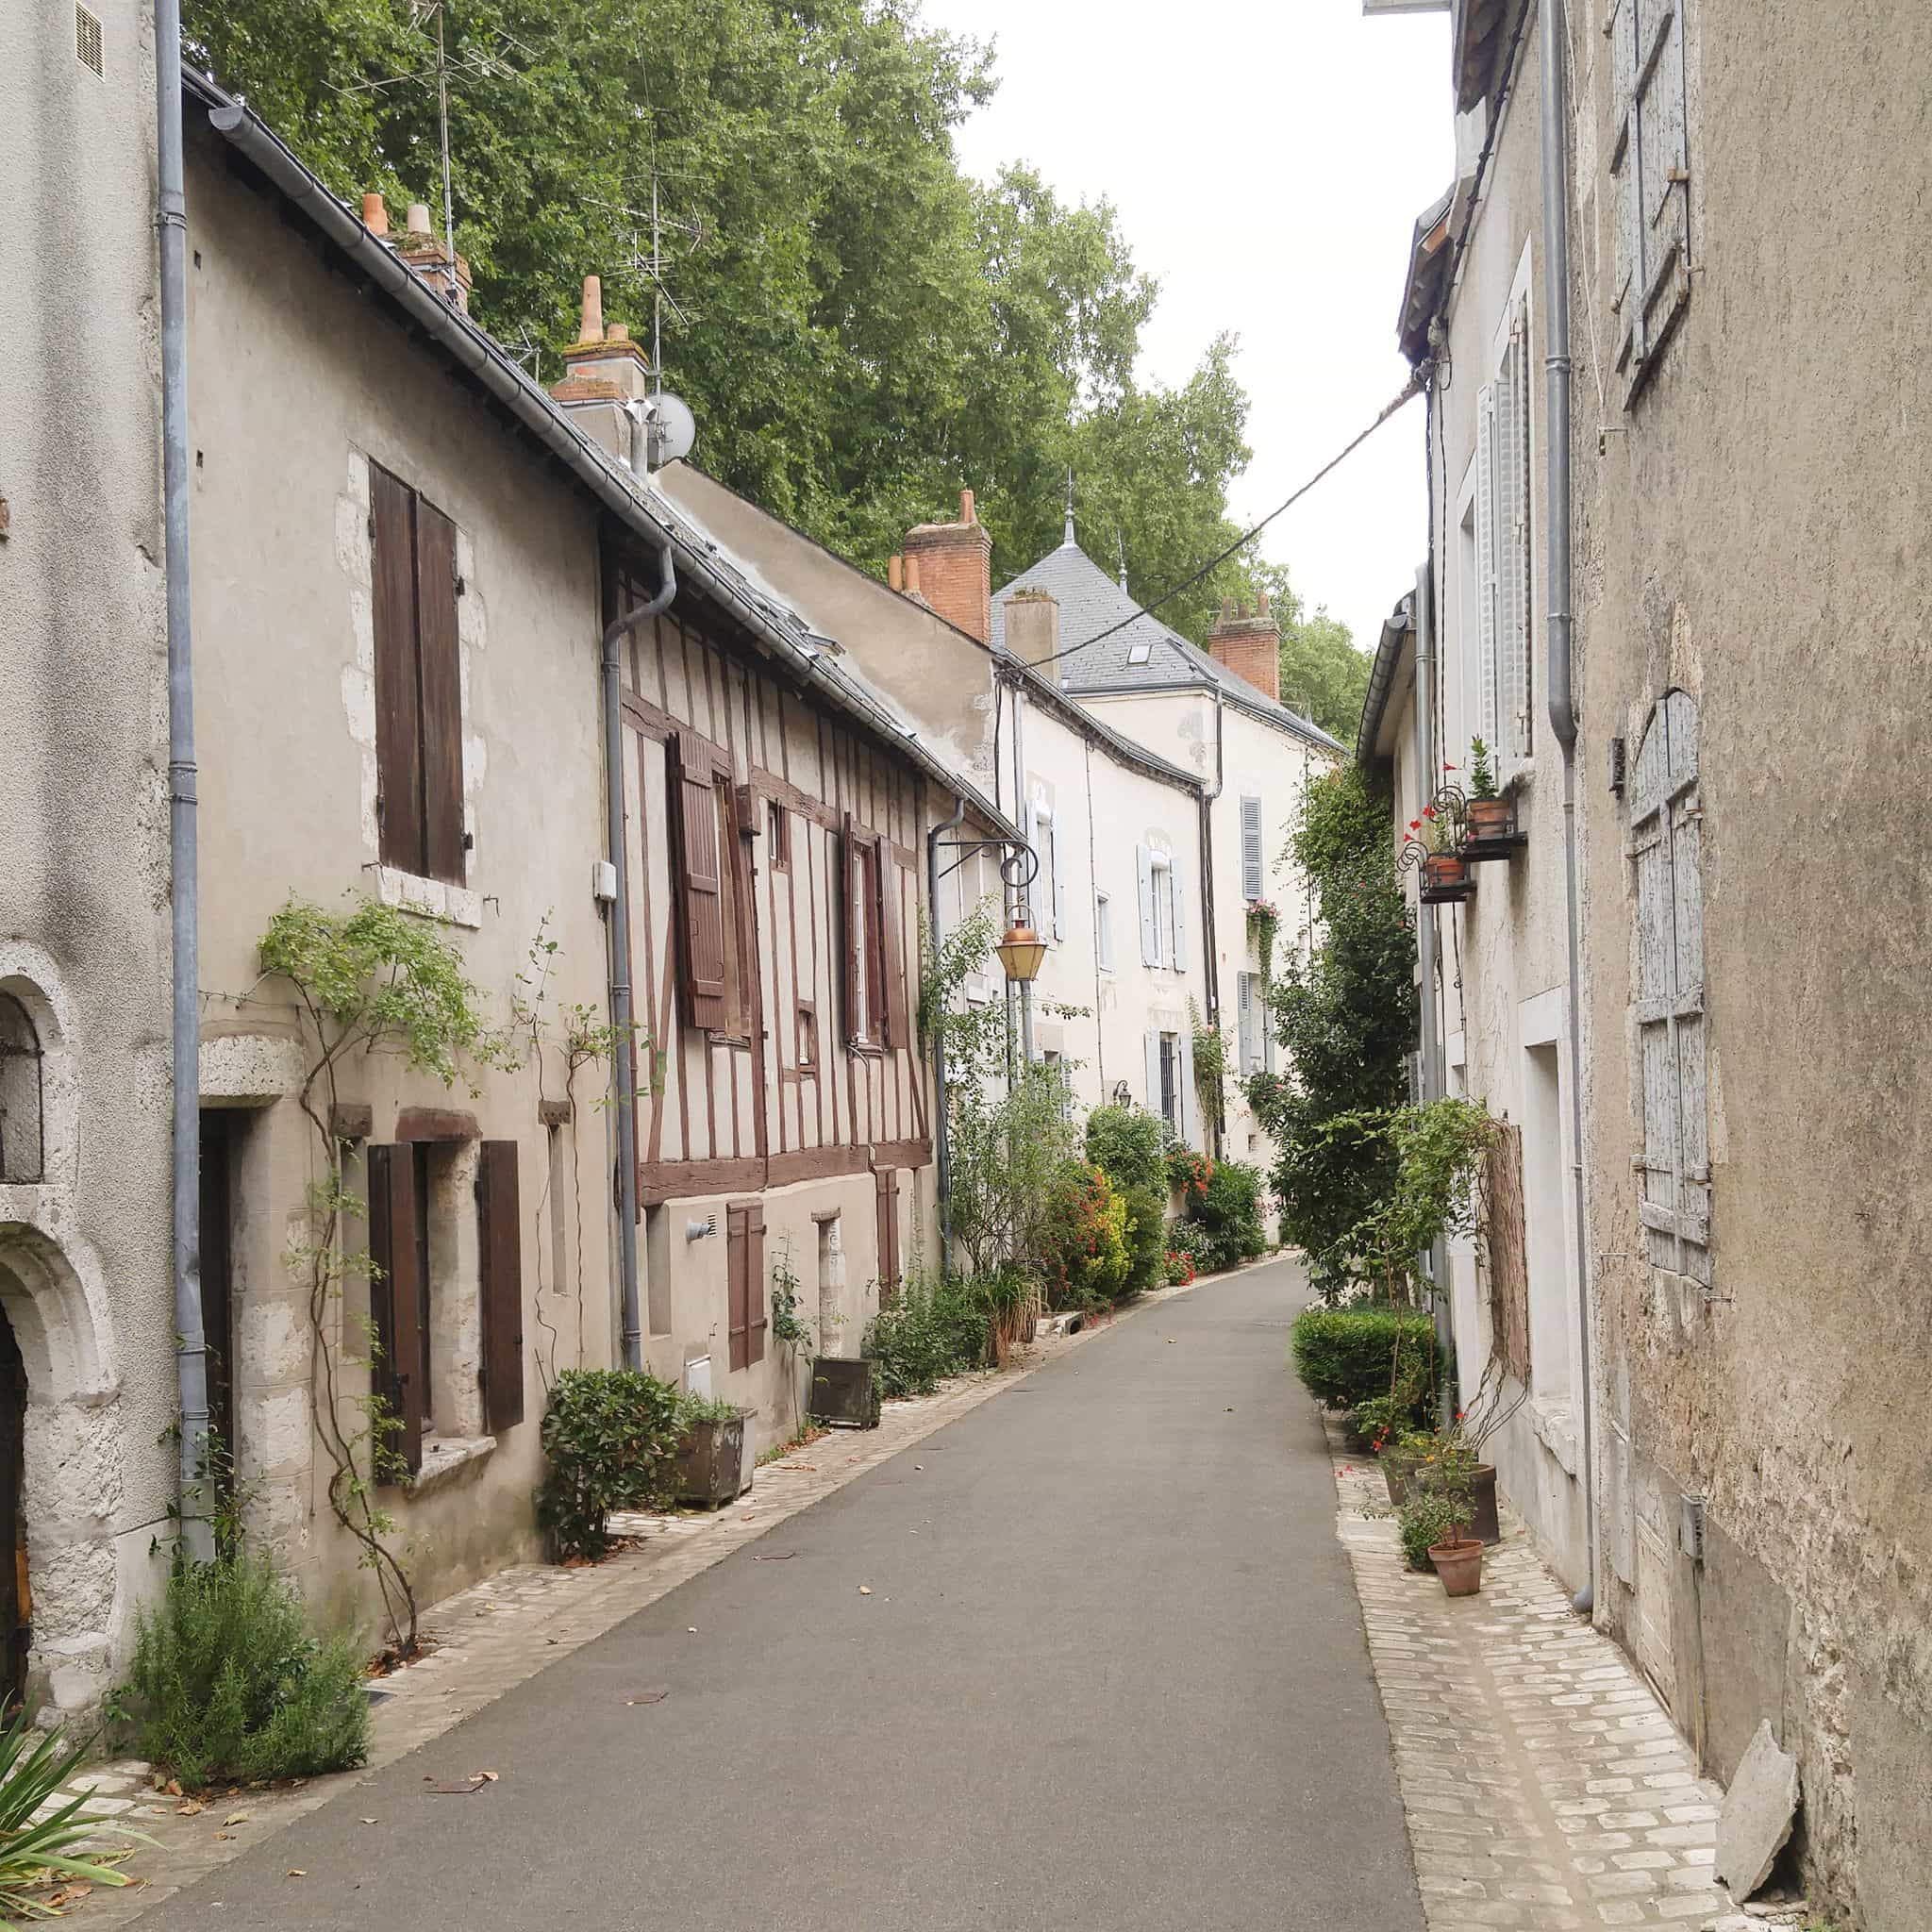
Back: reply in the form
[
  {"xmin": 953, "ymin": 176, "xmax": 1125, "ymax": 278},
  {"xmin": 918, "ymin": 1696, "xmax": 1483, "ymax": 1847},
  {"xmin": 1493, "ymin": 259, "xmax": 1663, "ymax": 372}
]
[
  {"xmin": 198, "ymin": 1110, "xmax": 237, "ymax": 1495},
  {"xmin": 0, "ymin": 1308, "xmax": 26, "ymax": 1713}
]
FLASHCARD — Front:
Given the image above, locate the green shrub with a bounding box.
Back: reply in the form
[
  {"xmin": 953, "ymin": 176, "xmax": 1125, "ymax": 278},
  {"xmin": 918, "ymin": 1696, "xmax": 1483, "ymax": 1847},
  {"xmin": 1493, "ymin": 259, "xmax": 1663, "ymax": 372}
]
[
  {"xmin": 1120, "ymin": 1184, "xmax": 1168, "ymax": 1300},
  {"xmin": 1290, "ymin": 1303, "xmax": 1439, "ymax": 1412},
  {"xmin": 120, "ymin": 1553, "xmax": 371, "ymax": 1790},
  {"xmin": 1183, "ymin": 1158, "xmax": 1267, "ymax": 1273},
  {"xmin": 1036, "ymin": 1160, "xmax": 1130, "ymax": 1310},
  {"xmin": 1084, "ymin": 1104, "xmax": 1168, "ymax": 1196},
  {"xmin": 538, "ymin": 1367, "xmax": 687, "ymax": 1560},
  {"xmin": 865, "ymin": 1274, "xmax": 990, "ymax": 1396}
]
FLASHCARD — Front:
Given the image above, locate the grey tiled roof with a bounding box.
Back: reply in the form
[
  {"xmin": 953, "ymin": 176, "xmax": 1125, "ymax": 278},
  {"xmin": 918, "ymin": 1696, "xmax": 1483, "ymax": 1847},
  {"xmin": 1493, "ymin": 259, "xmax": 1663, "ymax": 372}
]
[{"xmin": 990, "ymin": 540, "xmax": 1343, "ymax": 754}]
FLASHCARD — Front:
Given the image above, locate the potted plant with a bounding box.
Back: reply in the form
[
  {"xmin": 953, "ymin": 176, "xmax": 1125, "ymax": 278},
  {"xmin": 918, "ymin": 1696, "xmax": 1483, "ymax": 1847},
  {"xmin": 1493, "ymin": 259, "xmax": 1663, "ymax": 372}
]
[
  {"xmin": 1462, "ymin": 739, "xmax": 1520, "ymax": 849},
  {"xmin": 674, "ymin": 1395, "xmax": 754, "ymax": 1507},
  {"xmin": 1407, "ymin": 1421, "xmax": 1502, "ymax": 1546},
  {"xmin": 1407, "ymin": 806, "xmax": 1474, "ymax": 901},
  {"xmin": 1397, "ymin": 1443, "xmax": 1483, "ymax": 1596}
]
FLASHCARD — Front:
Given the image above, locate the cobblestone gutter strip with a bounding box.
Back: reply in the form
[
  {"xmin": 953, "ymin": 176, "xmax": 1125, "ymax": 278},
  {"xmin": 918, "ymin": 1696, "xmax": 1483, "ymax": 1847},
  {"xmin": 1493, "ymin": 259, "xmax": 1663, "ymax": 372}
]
[
  {"xmin": 73, "ymin": 1273, "xmax": 1224, "ymax": 1928},
  {"xmin": 1326, "ymin": 1418, "xmax": 1736, "ymax": 1931}
]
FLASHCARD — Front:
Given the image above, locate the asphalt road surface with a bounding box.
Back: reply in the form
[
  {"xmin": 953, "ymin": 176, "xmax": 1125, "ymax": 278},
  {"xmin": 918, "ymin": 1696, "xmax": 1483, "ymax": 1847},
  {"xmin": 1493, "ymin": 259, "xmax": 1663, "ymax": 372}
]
[{"xmin": 138, "ymin": 1258, "xmax": 1424, "ymax": 1930}]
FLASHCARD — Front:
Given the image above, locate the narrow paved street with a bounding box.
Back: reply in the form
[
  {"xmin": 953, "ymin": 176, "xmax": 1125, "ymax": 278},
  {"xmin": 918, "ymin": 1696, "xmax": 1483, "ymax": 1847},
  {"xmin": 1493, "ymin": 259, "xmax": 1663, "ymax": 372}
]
[{"xmin": 137, "ymin": 1264, "xmax": 1423, "ymax": 1930}]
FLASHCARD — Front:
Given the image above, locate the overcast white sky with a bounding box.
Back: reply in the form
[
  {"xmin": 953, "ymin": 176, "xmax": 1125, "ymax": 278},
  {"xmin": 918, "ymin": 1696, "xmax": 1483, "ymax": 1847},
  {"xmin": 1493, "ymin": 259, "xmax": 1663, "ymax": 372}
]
[{"xmin": 925, "ymin": 0, "xmax": 1454, "ymax": 656}]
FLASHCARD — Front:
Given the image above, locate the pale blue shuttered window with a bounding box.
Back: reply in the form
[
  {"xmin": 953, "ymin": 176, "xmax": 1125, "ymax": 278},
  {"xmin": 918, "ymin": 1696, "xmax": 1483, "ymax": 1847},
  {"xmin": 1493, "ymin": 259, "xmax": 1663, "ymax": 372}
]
[
  {"xmin": 1241, "ymin": 796, "xmax": 1263, "ymax": 902},
  {"xmin": 1629, "ymin": 690, "xmax": 1708, "ymax": 1286},
  {"xmin": 1608, "ymin": 0, "xmax": 1692, "ymax": 396}
]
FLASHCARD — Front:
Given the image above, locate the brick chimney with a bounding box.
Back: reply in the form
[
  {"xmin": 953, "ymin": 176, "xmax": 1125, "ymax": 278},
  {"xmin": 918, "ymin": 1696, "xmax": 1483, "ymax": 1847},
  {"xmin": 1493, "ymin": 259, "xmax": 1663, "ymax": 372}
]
[
  {"xmin": 548, "ymin": 275, "xmax": 654, "ymax": 465},
  {"xmin": 1207, "ymin": 591, "xmax": 1282, "ymax": 703},
  {"xmin": 1005, "ymin": 590, "xmax": 1059, "ymax": 668},
  {"xmin": 900, "ymin": 489, "xmax": 992, "ymax": 643},
  {"xmin": 389, "ymin": 200, "xmax": 472, "ymax": 314}
]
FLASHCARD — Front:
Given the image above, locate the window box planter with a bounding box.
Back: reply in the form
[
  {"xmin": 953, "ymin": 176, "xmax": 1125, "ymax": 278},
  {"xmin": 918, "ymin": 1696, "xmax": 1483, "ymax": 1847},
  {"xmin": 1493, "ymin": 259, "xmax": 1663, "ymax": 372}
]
[
  {"xmin": 675, "ymin": 1409, "xmax": 754, "ymax": 1508},
  {"xmin": 1461, "ymin": 795, "xmax": 1527, "ymax": 862},
  {"xmin": 809, "ymin": 1356, "xmax": 880, "ymax": 1430},
  {"xmin": 1418, "ymin": 852, "xmax": 1476, "ymax": 903}
]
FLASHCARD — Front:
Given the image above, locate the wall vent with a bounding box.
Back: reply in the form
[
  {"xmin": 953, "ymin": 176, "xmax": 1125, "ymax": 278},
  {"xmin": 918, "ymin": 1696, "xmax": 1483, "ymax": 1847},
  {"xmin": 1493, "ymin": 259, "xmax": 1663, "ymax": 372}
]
[{"xmin": 75, "ymin": 5, "xmax": 104, "ymax": 75}]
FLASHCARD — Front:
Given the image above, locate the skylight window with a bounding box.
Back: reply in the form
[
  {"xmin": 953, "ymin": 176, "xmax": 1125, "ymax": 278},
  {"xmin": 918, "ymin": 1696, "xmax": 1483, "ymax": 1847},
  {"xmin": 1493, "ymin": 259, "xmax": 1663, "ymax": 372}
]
[{"xmin": 1126, "ymin": 641, "xmax": 1153, "ymax": 667}]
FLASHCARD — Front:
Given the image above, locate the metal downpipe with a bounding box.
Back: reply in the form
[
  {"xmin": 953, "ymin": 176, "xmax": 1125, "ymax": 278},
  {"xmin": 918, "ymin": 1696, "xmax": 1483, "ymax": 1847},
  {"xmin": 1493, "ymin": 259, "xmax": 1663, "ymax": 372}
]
[
  {"xmin": 603, "ymin": 540, "xmax": 675, "ymax": 1371},
  {"xmin": 1010, "ymin": 674, "xmax": 1035, "ymax": 1067},
  {"xmin": 158, "ymin": 0, "xmax": 213, "ymax": 1564},
  {"xmin": 1200, "ymin": 687, "xmax": 1224, "ymax": 1156},
  {"xmin": 1540, "ymin": 0, "xmax": 1596, "ymax": 1617},
  {"xmin": 927, "ymin": 795, "xmax": 969, "ymax": 1274}
]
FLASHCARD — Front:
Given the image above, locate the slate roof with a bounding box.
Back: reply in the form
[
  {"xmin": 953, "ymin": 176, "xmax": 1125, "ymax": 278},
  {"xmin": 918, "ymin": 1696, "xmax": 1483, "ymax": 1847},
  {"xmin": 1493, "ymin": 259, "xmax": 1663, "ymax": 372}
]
[{"xmin": 990, "ymin": 539, "xmax": 1344, "ymax": 755}]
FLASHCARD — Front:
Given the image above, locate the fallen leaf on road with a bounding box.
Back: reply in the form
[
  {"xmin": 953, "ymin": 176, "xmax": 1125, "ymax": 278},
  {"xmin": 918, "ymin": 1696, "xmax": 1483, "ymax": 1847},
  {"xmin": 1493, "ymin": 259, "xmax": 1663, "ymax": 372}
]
[
  {"xmin": 360, "ymin": 1818, "xmax": 377, "ymax": 1825},
  {"xmin": 161, "ymin": 1779, "xmax": 182, "ymax": 1797},
  {"xmin": 175, "ymin": 1800, "xmax": 205, "ymax": 1817},
  {"xmin": 625, "ymin": 1690, "xmax": 669, "ymax": 1707},
  {"xmin": 858, "ymin": 1585, "xmax": 872, "ymax": 1595},
  {"xmin": 913, "ymin": 1464, "xmax": 923, "ymax": 1471},
  {"xmin": 476, "ymin": 1772, "xmax": 500, "ymax": 1783},
  {"xmin": 214, "ymin": 1832, "xmax": 234, "ymax": 1841},
  {"xmin": 287, "ymin": 1870, "xmax": 307, "ymax": 1879},
  {"xmin": 687, "ymin": 1626, "xmax": 698, "ymax": 1634},
  {"xmin": 750, "ymin": 1551, "xmax": 795, "ymax": 1562},
  {"xmin": 223, "ymin": 1811, "xmax": 251, "ymax": 1826},
  {"xmin": 424, "ymin": 1779, "xmax": 490, "ymax": 1795}
]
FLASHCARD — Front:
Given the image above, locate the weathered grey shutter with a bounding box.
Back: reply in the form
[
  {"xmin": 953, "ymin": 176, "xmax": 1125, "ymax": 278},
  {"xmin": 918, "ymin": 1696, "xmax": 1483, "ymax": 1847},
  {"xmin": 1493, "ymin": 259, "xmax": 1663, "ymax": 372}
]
[
  {"xmin": 1475, "ymin": 384, "xmax": 1500, "ymax": 747},
  {"xmin": 1609, "ymin": 0, "xmax": 1690, "ymax": 392},
  {"xmin": 1050, "ymin": 811, "xmax": 1067, "ymax": 942},
  {"xmin": 1506, "ymin": 309, "xmax": 1534, "ymax": 758},
  {"xmin": 1170, "ymin": 858, "xmax": 1187, "ymax": 973},
  {"xmin": 366, "ymin": 1144, "xmax": 425, "ymax": 1477},
  {"xmin": 414, "ymin": 499, "xmax": 466, "ymax": 885},
  {"xmin": 370, "ymin": 466, "xmax": 425, "ymax": 875},
  {"xmin": 1144, "ymin": 1029, "xmax": 1161, "ymax": 1115},
  {"xmin": 1241, "ymin": 796, "xmax": 1263, "ymax": 901},
  {"xmin": 1178, "ymin": 1029, "xmax": 1196, "ymax": 1147},
  {"xmin": 673, "ymin": 733, "xmax": 729, "ymax": 1031},
  {"xmin": 1629, "ymin": 691, "xmax": 1708, "ymax": 1285},
  {"xmin": 476, "ymin": 1139, "xmax": 524, "ymax": 1434},
  {"xmin": 1137, "ymin": 845, "xmax": 1158, "ymax": 964},
  {"xmin": 1237, "ymin": 971, "xmax": 1255, "ymax": 1075}
]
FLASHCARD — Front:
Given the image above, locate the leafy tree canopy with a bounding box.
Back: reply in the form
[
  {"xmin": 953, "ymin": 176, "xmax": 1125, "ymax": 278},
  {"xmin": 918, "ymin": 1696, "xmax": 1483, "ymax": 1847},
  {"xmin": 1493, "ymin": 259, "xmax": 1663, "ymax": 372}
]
[{"xmin": 186, "ymin": 0, "xmax": 1323, "ymax": 645}]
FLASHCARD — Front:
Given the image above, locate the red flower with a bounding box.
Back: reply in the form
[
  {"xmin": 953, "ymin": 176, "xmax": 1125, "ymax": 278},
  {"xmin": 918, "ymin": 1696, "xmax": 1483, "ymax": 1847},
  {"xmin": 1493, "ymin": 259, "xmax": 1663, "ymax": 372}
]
[{"xmin": 1423, "ymin": 806, "xmax": 1438, "ymax": 820}]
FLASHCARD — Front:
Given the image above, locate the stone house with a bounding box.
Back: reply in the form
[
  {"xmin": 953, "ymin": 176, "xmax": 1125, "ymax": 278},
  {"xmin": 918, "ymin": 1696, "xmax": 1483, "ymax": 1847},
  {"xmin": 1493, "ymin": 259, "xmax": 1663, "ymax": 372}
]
[
  {"xmin": 991, "ymin": 532, "xmax": 1347, "ymax": 1196},
  {"xmin": 1374, "ymin": 1, "xmax": 1932, "ymax": 1921}
]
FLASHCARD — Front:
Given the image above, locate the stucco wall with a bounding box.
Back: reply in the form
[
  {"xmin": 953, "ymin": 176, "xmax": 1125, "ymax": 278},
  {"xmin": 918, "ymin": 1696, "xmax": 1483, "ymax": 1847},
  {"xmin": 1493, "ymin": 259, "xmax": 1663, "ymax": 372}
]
[
  {"xmin": 1568, "ymin": 6, "xmax": 1932, "ymax": 1924},
  {"xmin": 0, "ymin": 0, "xmax": 178, "ymax": 1717}
]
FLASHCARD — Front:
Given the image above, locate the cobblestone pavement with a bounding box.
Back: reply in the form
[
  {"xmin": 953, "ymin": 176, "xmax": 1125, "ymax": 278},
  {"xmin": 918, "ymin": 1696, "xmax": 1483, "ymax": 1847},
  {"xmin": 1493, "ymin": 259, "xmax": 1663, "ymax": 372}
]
[
  {"xmin": 59, "ymin": 1275, "xmax": 1223, "ymax": 1928},
  {"xmin": 1329, "ymin": 1423, "xmax": 1738, "ymax": 1930}
]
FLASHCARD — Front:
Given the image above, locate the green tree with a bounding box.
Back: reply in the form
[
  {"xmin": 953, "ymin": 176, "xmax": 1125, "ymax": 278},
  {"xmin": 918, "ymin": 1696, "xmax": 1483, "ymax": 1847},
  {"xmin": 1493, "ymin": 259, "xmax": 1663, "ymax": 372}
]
[
  {"xmin": 183, "ymin": 0, "xmax": 1256, "ymax": 608},
  {"xmin": 1246, "ymin": 767, "xmax": 1417, "ymax": 1294}
]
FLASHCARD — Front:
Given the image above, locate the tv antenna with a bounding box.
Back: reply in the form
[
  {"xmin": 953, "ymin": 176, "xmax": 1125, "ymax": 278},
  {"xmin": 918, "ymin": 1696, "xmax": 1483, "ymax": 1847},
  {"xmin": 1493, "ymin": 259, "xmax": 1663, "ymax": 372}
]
[
  {"xmin": 329, "ymin": 3, "xmax": 530, "ymax": 298},
  {"xmin": 588, "ymin": 151, "xmax": 704, "ymax": 393}
]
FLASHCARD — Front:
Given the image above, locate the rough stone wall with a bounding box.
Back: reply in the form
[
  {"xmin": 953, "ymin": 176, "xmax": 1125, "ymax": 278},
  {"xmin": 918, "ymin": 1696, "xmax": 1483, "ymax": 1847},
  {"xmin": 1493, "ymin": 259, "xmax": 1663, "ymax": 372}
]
[
  {"xmin": 0, "ymin": 1, "xmax": 178, "ymax": 1718},
  {"xmin": 1571, "ymin": 6, "xmax": 1932, "ymax": 1924}
]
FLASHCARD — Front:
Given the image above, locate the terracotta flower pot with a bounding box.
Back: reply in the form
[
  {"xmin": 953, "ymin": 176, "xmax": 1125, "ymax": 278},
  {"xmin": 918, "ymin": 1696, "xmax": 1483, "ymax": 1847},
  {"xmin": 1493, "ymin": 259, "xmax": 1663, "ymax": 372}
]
[
  {"xmin": 1428, "ymin": 1538, "xmax": 1484, "ymax": 1597},
  {"xmin": 1421, "ymin": 852, "xmax": 1469, "ymax": 890},
  {"xmin": 1466, "ymin": 796, "xmax": 1513, "ymax": 841},
  {"xmin": 1414, "ymin": 1460, "xmax": 1501, "ymax": 1544},
  {"xmin": 1382, "ymin": 1450, "xmax": 1421, "ymax": 1507}
]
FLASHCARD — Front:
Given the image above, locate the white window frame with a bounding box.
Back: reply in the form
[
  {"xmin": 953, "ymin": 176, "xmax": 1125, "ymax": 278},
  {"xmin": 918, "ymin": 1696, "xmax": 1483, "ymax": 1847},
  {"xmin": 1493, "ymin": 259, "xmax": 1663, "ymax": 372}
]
[
  {"xmin": 1150, "ymin": 851, "xmax": 1174, "ymax": 966},
  {"xmin": 1474, "ymin": 248, "xmax": 1536, "ymax": 774}
]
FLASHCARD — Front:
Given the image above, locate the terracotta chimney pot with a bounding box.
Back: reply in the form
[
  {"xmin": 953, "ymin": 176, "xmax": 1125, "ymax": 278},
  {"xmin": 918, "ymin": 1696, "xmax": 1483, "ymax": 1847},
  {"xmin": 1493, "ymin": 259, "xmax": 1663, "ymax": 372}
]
[
  {"xmin": 361, "ymin": 192, "xmax": 389, "ymax": 237},
  {"xmin": 579, "ymin": 275, "xmax": 605, "ymax": 344},
  {"xmin": 959, "ymin": 488, "xmax": 976, "ymax": 525},
  {"xmin": 889, "ymin": 556, "xmax": 905, "ymax": 592},
  {"xmin": 607, "ymin": 322, "xmax": 629, "ymax": 343},
  {"xmin": 905, "ymin": 556, "xmax": 924, "ymax": 596}
]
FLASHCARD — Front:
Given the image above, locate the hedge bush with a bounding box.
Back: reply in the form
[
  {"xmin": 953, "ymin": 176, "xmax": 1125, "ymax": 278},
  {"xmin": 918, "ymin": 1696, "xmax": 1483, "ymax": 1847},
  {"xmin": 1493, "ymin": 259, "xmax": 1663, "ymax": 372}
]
[
  {"xmin": 1290, "ymin": 1303, "xmax": 1439, "ymax": 1413},
  {"xmin": 1182, "ymin": 1158, "xmax": 1267, "ymax": 1273},
  {"xmin": 120, "ymin": 1553, "xmax": 370, "ymax": 1790},
  {"xmin": 865, "ymin": 1274, "xmax": 990, "ymax": 1397},
  {"xmin": 537, "ymin": 1367, "xmax": 687, "ymax": 1560},
  {"xmin": 1036, "ymin": 1160, "xmax": 1130, "ymax": 1310},
  {"xmin": 1120, "ymin": 1184, "xmax": 1168, "ymax": 1300}
]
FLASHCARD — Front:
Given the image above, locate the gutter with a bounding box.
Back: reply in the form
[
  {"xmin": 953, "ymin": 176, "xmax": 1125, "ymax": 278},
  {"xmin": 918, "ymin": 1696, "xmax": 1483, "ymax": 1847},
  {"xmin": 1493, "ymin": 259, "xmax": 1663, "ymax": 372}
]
[
  {"xmin": 194, "ymin": 79, "xmax": 1005, "ymax": 834},
  {"xmin": 160, "ymin": 3, "xmax": 213, "ymax": 1563},
  {"xmin": 601, "ymin": 542, "xmax": 676, "ymax": 1371},
  {"xmin": 1539, "ymin": 0, "xmax": 1596, "ymax": 1617}
]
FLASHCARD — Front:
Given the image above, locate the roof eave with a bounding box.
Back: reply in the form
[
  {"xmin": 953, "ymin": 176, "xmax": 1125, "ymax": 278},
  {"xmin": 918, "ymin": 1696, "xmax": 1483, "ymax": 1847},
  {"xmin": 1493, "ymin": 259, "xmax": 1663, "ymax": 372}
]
[{"xmin": 1356, "ymin": 593, "xmax": 1417, "ymax": 767}]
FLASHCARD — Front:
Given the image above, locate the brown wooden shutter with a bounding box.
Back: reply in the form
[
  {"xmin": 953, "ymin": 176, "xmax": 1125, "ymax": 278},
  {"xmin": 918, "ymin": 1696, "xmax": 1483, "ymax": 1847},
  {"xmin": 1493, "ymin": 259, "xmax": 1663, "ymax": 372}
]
[
  {"xmin": 414, "ymin": 499, "xmax": 466, "ymax": 885},
  {"xmin": 880, "ymin": 856, "xmax": 909, "ymax": 1049},
  {"xmin": 370, "ymin": 467, "xmax": 425, "ymax": 875},
  {"xmin": 839, "ymin": 813, "xmax": 862, "ymax": 1044},
  {"xmin": 745, "ymin": 1201, "xmax": 766, "ymax": 1365},
  {"xmin": 1484, "ymin": 1122, "xmax": 1531, "ymax": 1386},
  {"xmin": 672, "ymin": 733, "xmax": 729, "ymax": 1031},
  {"xmin": 475, "ymin": 1140, "xmax": 525, "ymax": 1434},
  {"xmin": 875, "ymin": 1167, "xmax": 902, "ymax": 1305},
  {"xmin": 366, "ymin": 1144, "xmax": 425, "ymax": 1478},
  {"xmin": 726, "ymin": 1201, "xmax": 751, "ymax": 1372}
]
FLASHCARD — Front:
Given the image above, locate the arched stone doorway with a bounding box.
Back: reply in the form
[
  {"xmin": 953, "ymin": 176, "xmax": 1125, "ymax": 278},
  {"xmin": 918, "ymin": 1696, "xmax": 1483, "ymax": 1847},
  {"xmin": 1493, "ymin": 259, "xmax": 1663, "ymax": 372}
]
[{"xmin": 0, "ymin": 1310, "xmax": 24, "ymax": 1710}]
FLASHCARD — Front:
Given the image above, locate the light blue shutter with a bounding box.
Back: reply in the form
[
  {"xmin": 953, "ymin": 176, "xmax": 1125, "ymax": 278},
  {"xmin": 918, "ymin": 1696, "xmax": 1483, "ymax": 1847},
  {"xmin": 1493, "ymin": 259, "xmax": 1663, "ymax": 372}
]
[
  {"xmin": 1137, "ymin": 845, "xmax": 1158, "ymax": 965},
  {"xmin": 1144, "ymin": 1029, "xmax": 1161, "ymax": 1115},
  {"xmin": 1476, "ymin": 383, "xmax": 1500, "ymax": 749},
  {"xmin": 1237, "ymin": 971, "xmax": 1254, "ymax": 1075},
  {"xmin": 1170, "ymin": 858, "xmax": 1187, "ymax": 973},
  {"xmin": 1241, "ymin": 797, "xmax": 1263, "ymax": 902},
  {"xmin": 1051, "ymin": 811, "xmax": 1066, "ymax": 941}
]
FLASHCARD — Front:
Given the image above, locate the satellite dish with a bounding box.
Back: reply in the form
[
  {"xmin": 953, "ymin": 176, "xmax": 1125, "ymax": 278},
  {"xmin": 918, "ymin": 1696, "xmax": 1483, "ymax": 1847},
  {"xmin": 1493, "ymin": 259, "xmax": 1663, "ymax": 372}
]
[{"xmin": 645, "ymin": 392, "xmax": 696, "ymax": 470}]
